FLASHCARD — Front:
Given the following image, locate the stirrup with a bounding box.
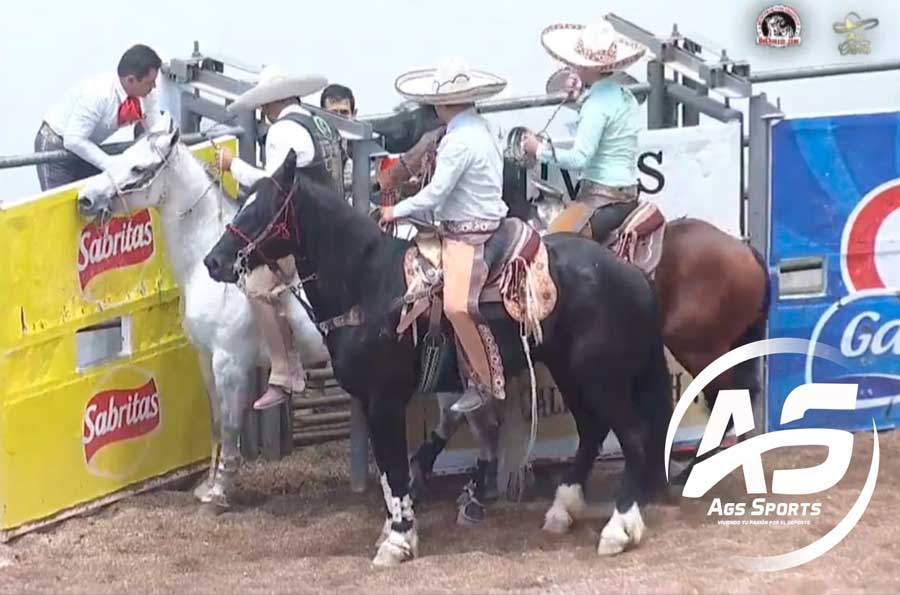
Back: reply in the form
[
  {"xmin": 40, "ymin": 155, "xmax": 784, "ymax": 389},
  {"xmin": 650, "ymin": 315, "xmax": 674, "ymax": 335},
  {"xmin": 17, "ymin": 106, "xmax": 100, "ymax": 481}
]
[
  {"xmin": 417, "ymin": 332, "xmax": 450, "ymax": 393},
  {"xmin": 450, "ymin": 390, "xmax": 488, "ymax": 413}
]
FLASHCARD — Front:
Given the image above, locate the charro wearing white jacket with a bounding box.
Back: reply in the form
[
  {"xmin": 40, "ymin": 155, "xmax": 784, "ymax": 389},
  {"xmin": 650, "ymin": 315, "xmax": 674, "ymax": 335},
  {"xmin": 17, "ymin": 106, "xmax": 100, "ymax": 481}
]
[{"xmin": 216, "ymin": 67, "xmax": 338, "ymax": 411}]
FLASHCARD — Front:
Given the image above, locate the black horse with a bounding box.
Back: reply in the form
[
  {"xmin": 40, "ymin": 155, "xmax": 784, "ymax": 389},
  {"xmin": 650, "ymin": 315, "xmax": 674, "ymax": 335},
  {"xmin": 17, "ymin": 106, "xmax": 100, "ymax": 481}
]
[{"xmin": 203, "ymin": 151, "xmax": 673, "ymax": 565}]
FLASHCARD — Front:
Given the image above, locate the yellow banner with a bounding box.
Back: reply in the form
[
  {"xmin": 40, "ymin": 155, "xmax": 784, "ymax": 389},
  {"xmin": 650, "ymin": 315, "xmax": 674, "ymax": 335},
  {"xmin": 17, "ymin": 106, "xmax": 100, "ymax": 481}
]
[{"xmin": 0, "ymin": 137, "xmax": 238, "ymax": 536}]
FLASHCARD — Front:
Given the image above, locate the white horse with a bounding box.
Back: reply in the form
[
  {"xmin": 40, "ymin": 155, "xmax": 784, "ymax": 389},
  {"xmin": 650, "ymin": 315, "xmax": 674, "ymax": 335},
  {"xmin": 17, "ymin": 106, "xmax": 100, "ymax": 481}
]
[{"xmin": 76, "ymin": 125, "xmax": 330, "ymax": 513}]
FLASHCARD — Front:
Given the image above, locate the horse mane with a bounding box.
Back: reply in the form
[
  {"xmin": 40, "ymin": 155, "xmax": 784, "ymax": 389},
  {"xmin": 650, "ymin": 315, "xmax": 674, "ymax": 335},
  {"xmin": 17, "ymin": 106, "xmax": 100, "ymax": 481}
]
[
  {"xmin": 243, "ymin": 176, "xmax": 272, "ymax": 198},
  {"xmin": 291, "ymin": 169, "xmax": 408, "ymax": 320}
]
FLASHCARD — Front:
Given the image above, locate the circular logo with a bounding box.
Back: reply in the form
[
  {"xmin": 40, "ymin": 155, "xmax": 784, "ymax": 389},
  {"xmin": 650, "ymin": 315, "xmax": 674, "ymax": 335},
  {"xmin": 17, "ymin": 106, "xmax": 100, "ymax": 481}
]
[
  {"xmin": 313, "ymin": 115, "xmax": 337, "ymax": 140},
  {"xmin": 756, "ymin": 4, "xmax": 802, "ymax": 47},
  {"xmin": 841, "ymin": 178, "xmax": 900, "ymax": 292}
]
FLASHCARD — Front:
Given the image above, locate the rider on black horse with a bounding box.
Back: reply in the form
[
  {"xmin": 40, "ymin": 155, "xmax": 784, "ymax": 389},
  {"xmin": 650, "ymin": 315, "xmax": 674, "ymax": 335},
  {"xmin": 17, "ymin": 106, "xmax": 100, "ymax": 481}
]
[{"xmin": 378, "ymin": 57, "xmax": 510, "ymax": 416}]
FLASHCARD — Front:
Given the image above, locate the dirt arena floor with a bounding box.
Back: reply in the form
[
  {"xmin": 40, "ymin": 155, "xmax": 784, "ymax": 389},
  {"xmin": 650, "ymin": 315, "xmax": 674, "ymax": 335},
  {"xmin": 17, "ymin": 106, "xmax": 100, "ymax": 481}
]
[{"xmin": 2, "ymin": 429, "xmax": 898, "ymax": 594}]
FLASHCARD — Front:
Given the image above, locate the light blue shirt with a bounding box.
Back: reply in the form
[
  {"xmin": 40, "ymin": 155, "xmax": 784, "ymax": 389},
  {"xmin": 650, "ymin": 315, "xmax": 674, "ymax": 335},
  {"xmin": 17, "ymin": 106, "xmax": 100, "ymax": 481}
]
[
  {"xmin": 392, "ymin": 108, "xmax": 508, "ymax": 222},
  {"xmin": 537, "ymin": 79, "xmax": 639, "ymax": 188}
]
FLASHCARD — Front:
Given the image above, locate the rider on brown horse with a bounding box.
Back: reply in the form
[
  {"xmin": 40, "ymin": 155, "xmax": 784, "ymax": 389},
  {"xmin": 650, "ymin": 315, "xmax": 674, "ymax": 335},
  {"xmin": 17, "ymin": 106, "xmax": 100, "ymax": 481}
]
[
  {"xmin": 520, "ymin": 21, "xmax": 648, "ymax": 244},
  {"xmin": 378, "ymin": 57, "xmax": 510, "ymax": 415}
]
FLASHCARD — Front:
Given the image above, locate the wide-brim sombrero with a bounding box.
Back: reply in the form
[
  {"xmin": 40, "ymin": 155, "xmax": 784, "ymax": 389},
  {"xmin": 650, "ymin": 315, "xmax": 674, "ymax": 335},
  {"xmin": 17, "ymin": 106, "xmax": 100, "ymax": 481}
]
[
  {"xmin": 228, "ymin": 66, "xmax": 328, "ymax": 113},
  {"xmin": 395, "ymin": 58, "xmax": 507, "ymax": 105},
  {"xmin": 541, "ymin": 21, "xmax": 647, "ymax": 72}
]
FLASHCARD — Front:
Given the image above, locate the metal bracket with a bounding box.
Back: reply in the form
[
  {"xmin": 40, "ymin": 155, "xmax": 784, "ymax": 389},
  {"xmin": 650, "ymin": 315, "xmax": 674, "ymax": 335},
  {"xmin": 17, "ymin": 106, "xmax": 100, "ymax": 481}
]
[{"xmin": 606, "ymin": 13, "xmax": 752, "ymax": 98}]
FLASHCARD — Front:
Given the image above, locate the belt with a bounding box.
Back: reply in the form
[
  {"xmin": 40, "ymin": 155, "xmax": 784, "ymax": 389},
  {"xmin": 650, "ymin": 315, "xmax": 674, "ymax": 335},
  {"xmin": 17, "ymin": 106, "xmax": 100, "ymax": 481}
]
[
  {"xmin": 577, "ymin": 180, "xmax": 639, "ymax": 207},
  {"xmin": 440, "ymin": 219, "xmax": 502, "ymax": 235}
]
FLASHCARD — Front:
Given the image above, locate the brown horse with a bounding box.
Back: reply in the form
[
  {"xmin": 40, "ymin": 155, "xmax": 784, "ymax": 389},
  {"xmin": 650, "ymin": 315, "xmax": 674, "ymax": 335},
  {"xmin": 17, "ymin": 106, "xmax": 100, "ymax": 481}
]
[{"xmin": 375, "ymin": 127, "xmax": 770, "ymax": 482}]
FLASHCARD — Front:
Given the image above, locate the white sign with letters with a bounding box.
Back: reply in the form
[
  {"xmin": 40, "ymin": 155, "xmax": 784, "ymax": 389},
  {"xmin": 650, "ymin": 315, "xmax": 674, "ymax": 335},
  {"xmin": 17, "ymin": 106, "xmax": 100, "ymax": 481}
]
[{"xmin": 542, "ymin": 120, "xmax": 743, "ymax": 238}]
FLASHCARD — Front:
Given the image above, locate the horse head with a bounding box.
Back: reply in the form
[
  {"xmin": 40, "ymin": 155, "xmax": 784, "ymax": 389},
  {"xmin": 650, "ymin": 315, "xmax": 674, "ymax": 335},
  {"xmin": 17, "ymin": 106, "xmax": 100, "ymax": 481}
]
[
  {"xmin": 77, "ymin": 122, "xmax": 181, "ymax": 220},
  {"xmin": 204, "ymin": 149, "xmax": 299, "ymax": 283},
  {"xmin": 370, "ymin": 102, "xmax": 442, "ymax": 154}
]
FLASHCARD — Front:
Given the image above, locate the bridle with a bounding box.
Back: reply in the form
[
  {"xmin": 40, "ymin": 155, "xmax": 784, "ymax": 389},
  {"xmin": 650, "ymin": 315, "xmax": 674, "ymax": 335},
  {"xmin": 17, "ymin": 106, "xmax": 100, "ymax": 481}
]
[
  {"xmin": 225, "ymin": 176, "xmax": 301, "ymax": 279},
  {"xmin": 102, "ymin": 133, "xmax": 175, "ymax": 220},
  {"xmin": 104, "ymin": 132, "xmax": 225, "ymax": 222},
  {"xmin": 224, "ymin": 174, "xmax": 325, "ymax": 329}
]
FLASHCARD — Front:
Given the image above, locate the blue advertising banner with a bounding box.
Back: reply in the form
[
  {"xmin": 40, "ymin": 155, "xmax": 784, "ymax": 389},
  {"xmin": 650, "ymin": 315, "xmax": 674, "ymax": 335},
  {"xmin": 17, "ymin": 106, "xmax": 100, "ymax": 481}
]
[{"xmin": 769, "ymin": 111, "xmax": 900, "ymax": 433}]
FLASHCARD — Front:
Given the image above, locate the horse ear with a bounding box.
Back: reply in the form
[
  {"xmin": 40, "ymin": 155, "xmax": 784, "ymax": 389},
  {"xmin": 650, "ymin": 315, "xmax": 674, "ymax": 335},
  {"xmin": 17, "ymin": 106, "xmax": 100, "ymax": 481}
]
[
  {"xmin": 280, "ymin": 149, "xmax": 297, "ymax": 183},
  {"xmin": 169, "ymin": 126, "xmax": 180, "ymax": 147}
]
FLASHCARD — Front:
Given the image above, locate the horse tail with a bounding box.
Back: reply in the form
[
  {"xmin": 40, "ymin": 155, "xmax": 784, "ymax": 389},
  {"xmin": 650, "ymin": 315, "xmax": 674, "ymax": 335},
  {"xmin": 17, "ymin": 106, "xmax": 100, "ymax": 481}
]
[
  {"xmin": 730, "ymin": 243, "xmax": 772, "ymax": 406},
  {"xmin": 632, "ymin": 319, "xmax": 673, "ymax": 501},
  {"xmin": 747, "ymin": 243, "xmax": 772, "ymax": 319}
]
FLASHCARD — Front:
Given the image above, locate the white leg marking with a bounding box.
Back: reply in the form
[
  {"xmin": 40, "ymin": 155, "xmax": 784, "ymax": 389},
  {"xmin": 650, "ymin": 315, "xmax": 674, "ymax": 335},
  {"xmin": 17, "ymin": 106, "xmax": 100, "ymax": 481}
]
[
  {"xmin": 372, "ymin": 474, "xmax": 418, "ymax": 566},
  {"xmin": 542, "ymin": 483, "xmax": 585, "ymax": 534},
  {"xmin": 375, "ymin": 518, "xmax": 391, "ymax": 548},
  {"xmin": 597, "ymin": 502, "xmax": 645, "ymax": 556}
]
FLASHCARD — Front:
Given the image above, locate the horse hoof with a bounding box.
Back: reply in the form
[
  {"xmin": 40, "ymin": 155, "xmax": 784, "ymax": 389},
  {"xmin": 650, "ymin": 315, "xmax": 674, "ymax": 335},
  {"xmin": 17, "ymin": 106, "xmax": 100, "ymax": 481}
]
[
  {"xmin": 542, "ymin": 508, "xmax": 573, "ymax": 535},
  {"xmin": 371, "ymin": 547, "xmax": 405, "ymax": 568},
  {"xmin": 192, "ymin": 478, "xmax": 213, "ymax": 502},
  {"xmin": 597, "ymin": 502, "xmax": 644, "ymax": 556},
  {"xmin": 372, "ymin": 531, "xmax": 416, "ymax": 567},
  {"xmin": 596, "ymin": 536, "xmax": 628, "ymax": 556},
  {"xmin": 456, "ymin": 500, "xmax": 486, "ymax": 527}
]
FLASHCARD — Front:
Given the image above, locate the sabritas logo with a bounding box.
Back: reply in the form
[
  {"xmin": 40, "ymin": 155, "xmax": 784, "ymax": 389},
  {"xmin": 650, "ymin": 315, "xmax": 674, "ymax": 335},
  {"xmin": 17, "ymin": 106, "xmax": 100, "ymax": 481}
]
[
  {"xmin": 77, "ymin": 209, "xmax": 154, "ymax": 290},
  {"xmin": 82, "ymin": 378, "xmax": 161, "ymax": 463}
]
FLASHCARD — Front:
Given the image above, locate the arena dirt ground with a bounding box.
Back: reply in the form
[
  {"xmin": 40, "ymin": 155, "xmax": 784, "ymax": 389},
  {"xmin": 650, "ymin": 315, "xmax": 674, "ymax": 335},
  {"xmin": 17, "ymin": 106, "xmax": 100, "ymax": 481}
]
[{"xmin": 1, "ymin": 429, "xmax": 898, "ymax": 594}]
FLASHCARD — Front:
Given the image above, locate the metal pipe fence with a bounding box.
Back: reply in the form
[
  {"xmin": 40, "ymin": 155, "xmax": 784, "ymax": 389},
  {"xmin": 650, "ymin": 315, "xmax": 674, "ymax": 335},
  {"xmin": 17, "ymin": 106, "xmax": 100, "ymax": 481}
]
[
  {"xmin": 0, "ymin": 126, "xmax": 245, "ymax": 170},
  {"xmin": 749, "ymin": 59, "xmax": 900, "ymax": 83}
]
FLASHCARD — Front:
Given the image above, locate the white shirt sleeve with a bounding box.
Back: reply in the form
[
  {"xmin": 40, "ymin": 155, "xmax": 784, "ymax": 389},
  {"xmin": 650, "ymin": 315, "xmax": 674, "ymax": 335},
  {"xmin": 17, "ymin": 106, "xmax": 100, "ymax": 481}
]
[
  {"xmin": 230, "ymin": 120, "xmax": 316, "ymax": 188},
  {"xmin": 61, "ymin": 92, "xmax": 115, "ymax": 170},
  {"xmin": 392, "ymin": 135, "xmax": 469, "ymax": 219}
]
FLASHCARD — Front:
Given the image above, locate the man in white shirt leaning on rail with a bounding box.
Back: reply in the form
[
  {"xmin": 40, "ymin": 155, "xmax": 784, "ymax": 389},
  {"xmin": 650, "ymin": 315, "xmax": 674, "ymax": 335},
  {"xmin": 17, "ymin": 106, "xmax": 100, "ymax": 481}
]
[{"xmin": 35, "ymin": 44, "xmax": 165, "ymax": 191}]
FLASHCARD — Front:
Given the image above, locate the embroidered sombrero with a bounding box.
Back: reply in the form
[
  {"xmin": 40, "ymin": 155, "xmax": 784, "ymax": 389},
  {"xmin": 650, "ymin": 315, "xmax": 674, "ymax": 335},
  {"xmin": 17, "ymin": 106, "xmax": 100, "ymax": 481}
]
[
  {"xmin": 227, "ymin": 65, "xmax": 328, "ymax": 113},
  {"xmin": 394, "ymin": 57, "xmax": 507, "ymax": 105},
  {"xmin": 540, "ymin": 21, "xmax": 647, "ymax": 72}
]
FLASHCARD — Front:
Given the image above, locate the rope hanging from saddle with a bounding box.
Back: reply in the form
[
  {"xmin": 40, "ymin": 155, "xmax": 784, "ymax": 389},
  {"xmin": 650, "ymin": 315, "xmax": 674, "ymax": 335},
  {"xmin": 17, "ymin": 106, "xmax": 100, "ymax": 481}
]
[{"xmin": 498, "ymin": 254, "xmax": 544, "ymax": 488}]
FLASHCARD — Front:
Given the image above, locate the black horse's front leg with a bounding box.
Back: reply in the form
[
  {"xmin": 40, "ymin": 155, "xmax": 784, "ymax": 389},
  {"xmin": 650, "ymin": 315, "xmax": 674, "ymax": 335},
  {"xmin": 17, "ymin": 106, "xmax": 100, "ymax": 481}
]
[{"xmin": 368, "ymin": 391, "xmax": 419, "ymax": 567}]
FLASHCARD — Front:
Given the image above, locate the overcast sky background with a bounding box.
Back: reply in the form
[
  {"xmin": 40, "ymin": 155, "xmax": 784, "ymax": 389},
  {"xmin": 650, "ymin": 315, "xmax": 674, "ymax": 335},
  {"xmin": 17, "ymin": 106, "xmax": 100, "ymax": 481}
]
[{"xmin": 1, "ymin": 0, "xmax": 897, "ymax": 201}]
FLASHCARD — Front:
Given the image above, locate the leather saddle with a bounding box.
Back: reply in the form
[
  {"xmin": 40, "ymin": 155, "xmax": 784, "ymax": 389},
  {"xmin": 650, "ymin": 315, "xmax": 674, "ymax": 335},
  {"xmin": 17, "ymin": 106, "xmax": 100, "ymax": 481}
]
[
  {"xmin": 549, "ymin": 199, "xmax": 667, "ymax": 278},
  {"xmin": 397, "ymin": 218, "xmax": 558, "ymax": 338}
]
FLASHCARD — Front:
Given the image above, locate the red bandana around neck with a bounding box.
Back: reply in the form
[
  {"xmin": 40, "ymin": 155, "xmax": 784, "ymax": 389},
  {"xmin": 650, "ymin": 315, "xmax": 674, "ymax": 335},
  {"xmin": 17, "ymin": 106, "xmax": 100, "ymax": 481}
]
[{"xmin": 117, "ymin": 96, "xmax": 143, "ymax": 126}]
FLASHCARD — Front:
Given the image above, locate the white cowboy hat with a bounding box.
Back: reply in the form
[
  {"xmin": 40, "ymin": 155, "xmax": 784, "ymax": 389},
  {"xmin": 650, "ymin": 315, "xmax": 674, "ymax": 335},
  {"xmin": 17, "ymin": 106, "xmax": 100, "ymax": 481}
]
[
  {"xmin": 540, "ymin": 21, "xmax": 647, "ymax": 72},
  {"xmin": 394, "ymin": 57, "xmax": 507, "ymax": 105},
  {"xmin": 227, "ymin": 65, "xmax": 328, "ymax": 113}
]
